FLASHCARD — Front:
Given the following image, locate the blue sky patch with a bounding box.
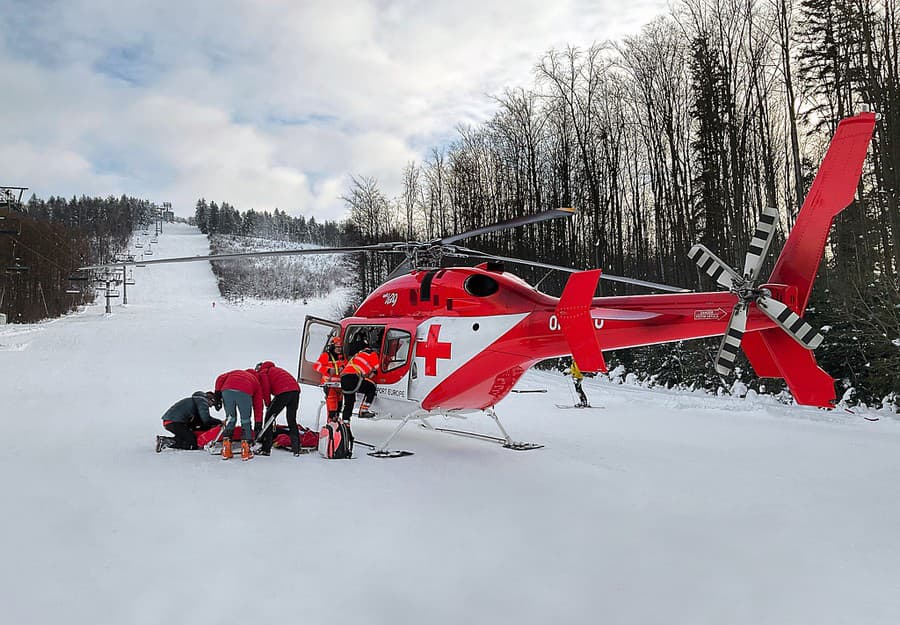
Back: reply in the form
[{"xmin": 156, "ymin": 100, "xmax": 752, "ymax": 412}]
[{"xmin": 93, "ymin": 39, "xmax": 161, "ymax": 86}]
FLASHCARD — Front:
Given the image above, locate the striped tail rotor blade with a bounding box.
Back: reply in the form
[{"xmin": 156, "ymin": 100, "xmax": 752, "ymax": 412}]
[
  {"xmin": 756, "ymin": 295, "xmax": 824, "ymax": 350},
  {"xmin": 714, "ymin": 303, "xmax": 748, "ymax": 376},
  {"xmin": 743, "ymin": 206, "xmax": 778, "ymax": 281},
  {"xmin": 688, "ymin": 244, "xmax": 741, "ymax": 290}
]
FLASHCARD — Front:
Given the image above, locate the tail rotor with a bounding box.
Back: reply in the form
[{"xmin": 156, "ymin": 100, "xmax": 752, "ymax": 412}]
[{"xmin": 688, "ymin": 206, "xmax": 824, "ymax": 376}]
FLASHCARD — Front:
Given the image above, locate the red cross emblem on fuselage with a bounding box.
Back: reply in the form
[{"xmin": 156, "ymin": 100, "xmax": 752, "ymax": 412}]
[{"xmin": 416, "ymin": 324, "xmax": 452, "ymax": 376}]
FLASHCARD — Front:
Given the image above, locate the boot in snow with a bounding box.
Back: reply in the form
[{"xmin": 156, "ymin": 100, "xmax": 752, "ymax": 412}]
[
  {"xmin": 155, "ymin": 436, "xmax": 175, "ymax": 453},
  {"xmin": 241, "ymin": 440, "xmax": 253, "ymax": 461},
  {"xmin": 222, "ymin": 438, "xmax": 233, "ymax": 460}
]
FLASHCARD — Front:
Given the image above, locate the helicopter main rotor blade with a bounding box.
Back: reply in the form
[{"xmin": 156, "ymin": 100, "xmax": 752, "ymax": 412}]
[
  {"xmin": 384, "ymin": 259, "xmax": 413, "ymax": 281},
  {"xmin": 78, "ymin": 244, "xmax": 395, "ymax": 271},
  {"xmin": 436, "ymin": 207, "xmax": 576, "ymax": 245},
  {"xmin": 451, "ymin": 249, "xmax": 691, "ymax": 293}
]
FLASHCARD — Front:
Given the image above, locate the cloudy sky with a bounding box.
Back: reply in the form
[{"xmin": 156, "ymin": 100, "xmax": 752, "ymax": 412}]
[{"xmin": 1, "ymin": 0, "xmax": 668, "ymax": 221}]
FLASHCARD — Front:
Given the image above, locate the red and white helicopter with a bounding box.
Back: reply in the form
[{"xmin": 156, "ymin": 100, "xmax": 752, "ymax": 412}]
[{"xmin": 85, "ymin": 112, "xmax": 877, "ymax": 457}]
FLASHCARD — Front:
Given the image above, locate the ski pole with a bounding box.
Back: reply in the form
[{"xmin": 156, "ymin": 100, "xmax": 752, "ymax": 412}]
[
  {"xmin": 253, "ymin": 410, "xmax": 280, "ymax": 449},
  {"xmin": 207, "ymin": 423, "xmax": 227, "ymax": 454}
]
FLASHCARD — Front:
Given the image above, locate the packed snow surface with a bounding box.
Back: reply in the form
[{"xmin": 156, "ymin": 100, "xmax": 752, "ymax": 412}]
[{"xmin": 2, "ymin": 223, "xmax": 899, "ymax": 625}]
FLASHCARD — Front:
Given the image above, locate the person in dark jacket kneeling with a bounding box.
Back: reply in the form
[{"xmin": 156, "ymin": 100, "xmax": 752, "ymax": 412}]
[{"xmin": 156, "ymin": 391, "xmax": 222, "ymax": 452}]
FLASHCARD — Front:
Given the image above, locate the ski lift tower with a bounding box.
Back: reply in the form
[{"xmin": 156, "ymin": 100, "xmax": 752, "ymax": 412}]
[
  {"xmin": 0, "ymin": 186, "xmax": 28, "ymax": 234},
  {"xmin": 0, "ymin": 187, "xmax": 28, "ymax": 212},
  {"xmin": 1, "ymin": 187, "xmax": 28, "ymax": 324}
]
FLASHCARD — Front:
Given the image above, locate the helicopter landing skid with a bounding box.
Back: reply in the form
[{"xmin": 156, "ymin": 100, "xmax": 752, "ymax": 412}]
[
  {"xmin": 422, "ymin": 425, "xmax": 543, "ymax": 450},
  {"xmin": 367, "ymin": 414, "xmax": 418, "ymax": 459},
  {"xmin": 353, "ymin": 438, "xmax": 414, "ymax": 459},
  {"xmin": 367, "ymin": 449, "xmax": 415, "ymax": 458},
  {"xmin": 420, "ymin": 408, "xmax": 543, "ymax": 451}
]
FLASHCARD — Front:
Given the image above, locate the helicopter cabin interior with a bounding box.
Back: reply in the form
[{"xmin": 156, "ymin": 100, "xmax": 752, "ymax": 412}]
[{"xmin": 298, "ymin": 317, "xmax": 417, "ymax": 390}]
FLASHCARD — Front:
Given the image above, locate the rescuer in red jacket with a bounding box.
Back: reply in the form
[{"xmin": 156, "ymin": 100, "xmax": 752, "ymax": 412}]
[
  {"xmin": 340, "ymin": 344, "xmax": 379, "ymax": 422},
  {"xmin": 253, "ymin": 361, "xmax": 301, "ymax": 456},
  {"xmin": 313, "ymin": 335, "xmax": 347, "ymax": 422},
  {"xmin": 214, "ymin": 369, "xmax": 264, "ymax": 460}
]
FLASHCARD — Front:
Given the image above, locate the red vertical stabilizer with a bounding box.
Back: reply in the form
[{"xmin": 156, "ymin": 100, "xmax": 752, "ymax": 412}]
[
  {"xmin": 556, "ymin": 270, "xmax": 607, "ymax": 372},
  {"xmin": 769, "ymin": 112, "xmax": 877, "ymax": 310}
]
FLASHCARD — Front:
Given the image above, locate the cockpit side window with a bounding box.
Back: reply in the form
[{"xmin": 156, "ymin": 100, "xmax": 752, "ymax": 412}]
[{"xmin": 381, "ymin": 329, "xmax": 412, "ymax": 372}]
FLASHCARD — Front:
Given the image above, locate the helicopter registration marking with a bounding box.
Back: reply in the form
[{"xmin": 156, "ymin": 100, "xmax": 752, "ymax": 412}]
[{"xmin": 548, "ymin": 315, "xmax": 604, "ymax": 331}]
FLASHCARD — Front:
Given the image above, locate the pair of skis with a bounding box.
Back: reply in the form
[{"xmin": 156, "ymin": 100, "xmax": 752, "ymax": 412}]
[
  {"xmin": 554, "ymin": 404, "xmax": 604, "ymax": 410},
  {"xmin": 205, "ymin": 407, "xmax": 283, "ymax": 457}
]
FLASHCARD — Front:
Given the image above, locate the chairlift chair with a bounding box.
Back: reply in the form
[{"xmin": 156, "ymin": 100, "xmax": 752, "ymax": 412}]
[
  {"xmin": 135, "ymin": 243, "xmax": 143, "ymax": 248},
  {"xmin": 5, "ymin": 259, "xmax": 29, "ymax": 273}
]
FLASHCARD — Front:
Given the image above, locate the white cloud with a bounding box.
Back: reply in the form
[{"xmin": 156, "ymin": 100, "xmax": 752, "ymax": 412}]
[{"xmin": 0, "ymin": 0, "xmax": 669, "ymax": 221}]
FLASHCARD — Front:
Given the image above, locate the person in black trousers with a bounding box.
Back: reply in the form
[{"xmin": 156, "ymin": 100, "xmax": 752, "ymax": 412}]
[
  {"xmin": 253, "ymin": 361, "xmax": 302, "ymax": 456},
  {"xmin": 156, "ymin": 391, "xmax": 222, "ymax": 451}
]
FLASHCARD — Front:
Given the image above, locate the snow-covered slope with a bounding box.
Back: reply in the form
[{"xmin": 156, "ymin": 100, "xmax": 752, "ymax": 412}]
[{"xmin": 2, "ymin": 223, "xmax": 899, "ymax": 625}]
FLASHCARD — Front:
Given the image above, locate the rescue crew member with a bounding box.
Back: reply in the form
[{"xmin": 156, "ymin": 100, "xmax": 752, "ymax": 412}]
[
  {"xmin": 566, "ymin": 359, "xmax": 590, "ymax": 408},
  {"xmin": 156, "ymin": 391, "xmax": 222, "ymax": 452},
  {"xmin": 253, "ymin": 361, "xmax": 302, "ymax": 456},
  {"xmin": 340, "ymin": 344, "xmax": 379, "ymax": 422},
  {"xmin": 214, "ymin": 369, "xmax": 264, "ymax": 460},
  {"xmin": 313, "ymin": 335, "xmax": 347, "ymax": 422}
]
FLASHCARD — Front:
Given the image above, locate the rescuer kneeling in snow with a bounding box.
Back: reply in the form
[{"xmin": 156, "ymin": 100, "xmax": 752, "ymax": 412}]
[{"xmin": 156, "ymin": 391, "xmax": 223, "ymax": 452}]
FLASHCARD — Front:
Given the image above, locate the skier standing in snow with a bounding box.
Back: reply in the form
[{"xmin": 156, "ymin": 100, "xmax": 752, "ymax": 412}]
[
  {"xmin": 156, "ymin": 391, "xmax": 223, "ymax": 452},
  {"xmin": 253, "ymin": 361, "xmax": 302, "ymax": 456},
  {"xmin": 566, "ymin": 359, "xmax": 590, "ymax": 408},
  {"xmin": 340, "ymin": 343, "xmax": 379, "ymax": 423},
  {"xmin": 313, "ymin": 335, "xmax": 346, "ymax": 422},
  {"xmin": 214, "ymin": 369, "xmax": 264, "ymax": 460}
]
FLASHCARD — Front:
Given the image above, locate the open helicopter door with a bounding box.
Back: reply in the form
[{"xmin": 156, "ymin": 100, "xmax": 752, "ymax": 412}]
[
  {"xmin": 297, "ymin": 315, "xmax": 341, "ymax": 385},
  {"xmin": 372, "ymin": 320, "xmax": 419, "ymax": 404}
]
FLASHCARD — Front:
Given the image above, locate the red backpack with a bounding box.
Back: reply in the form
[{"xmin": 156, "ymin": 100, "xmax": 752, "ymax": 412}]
[{"xmin": 319, "ymin": 421, "xmax": 353, "ymax": 459}]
